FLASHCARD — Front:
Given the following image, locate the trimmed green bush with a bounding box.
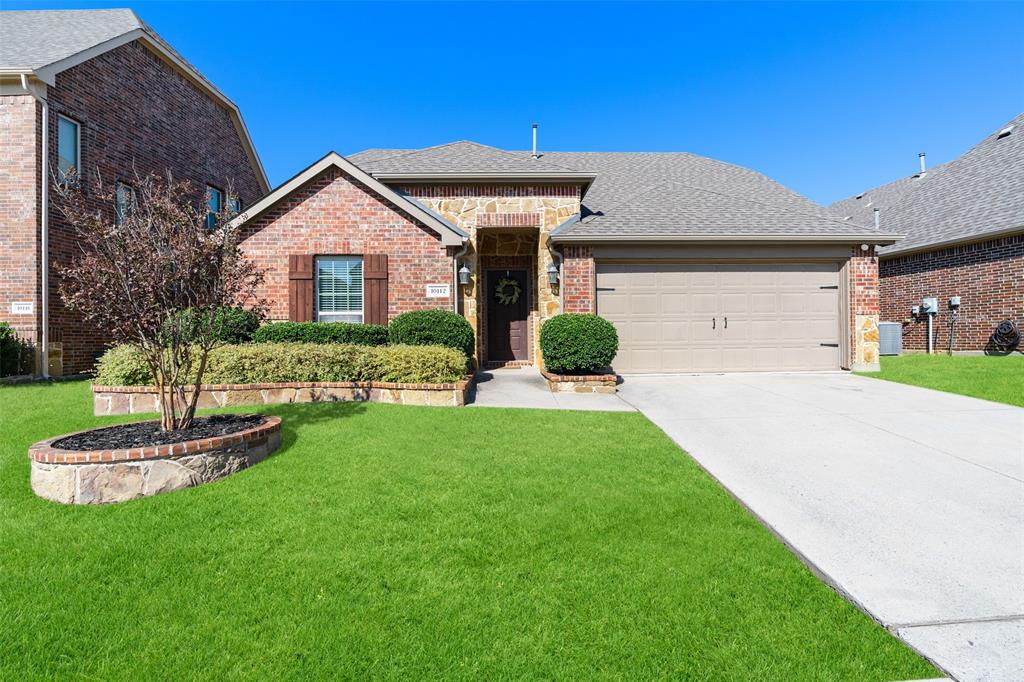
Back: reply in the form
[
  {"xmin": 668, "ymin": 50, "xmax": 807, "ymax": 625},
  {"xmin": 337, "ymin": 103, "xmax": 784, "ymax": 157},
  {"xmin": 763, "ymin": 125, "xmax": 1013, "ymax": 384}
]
[
  {"xmin": 0, "ymin": 321, "xmax": 34, "ymax": 377},
  {"xmin": 94, "ymin": 343, "xmax": 467, "ymax": 386},
  {"xmin": 169, "ymin": 306, "xmax": 262, "ymax": 344},
  {"xmin": 539, "ymin": 313, "xmax": 619, "ymax": 374},
  {"xmin": 389, "ymin": 309, "xmax": 475, "ymax": 358},
  {"xmin": 252, "ymin": 321, "xmax": 388, "ymax": 346}
]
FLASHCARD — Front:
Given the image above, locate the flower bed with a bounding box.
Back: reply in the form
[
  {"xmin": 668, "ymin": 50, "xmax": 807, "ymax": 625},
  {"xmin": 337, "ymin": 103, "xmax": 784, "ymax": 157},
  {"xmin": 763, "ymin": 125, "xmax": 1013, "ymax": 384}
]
[
  {"xmin": 29, "ymin": 415, "xmax": 281, "ymax": 505},
  {"xmin": 540, "ymin": 369, "xmax": 618, "ymax": 394},
  {"xmin": 93, "ymin": 378, "xmax": 474, "ymax": 415}
]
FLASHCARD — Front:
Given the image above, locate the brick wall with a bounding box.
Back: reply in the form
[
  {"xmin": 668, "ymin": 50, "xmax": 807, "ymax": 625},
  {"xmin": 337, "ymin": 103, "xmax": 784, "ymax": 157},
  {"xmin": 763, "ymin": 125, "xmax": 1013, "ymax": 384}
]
[
  {"xmin": 880, "ymin": 235, "xmax": 1024, "ymax": 351},
  {"xmin": 239, "ymin": 166, "xmax": 454, "ymax": 321},
  {"xmin": 0, "ymin": 95, "xmax": 40, "ymax": 356},
  {"xmin": 849, "ymin": 247, "xmax": 881, "ymax": 368},
  {"xmin": 561, "ymin": 246, "xmax": 595, "ymax": 313},
  {"xmin": 7, "ymin": 40, "xmax": 264, "ymax": 375}
]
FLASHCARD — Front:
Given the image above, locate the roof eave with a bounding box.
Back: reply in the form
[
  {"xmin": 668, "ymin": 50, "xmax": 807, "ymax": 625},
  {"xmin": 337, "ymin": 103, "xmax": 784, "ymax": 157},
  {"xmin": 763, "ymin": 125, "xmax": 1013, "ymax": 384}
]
[
  {"xmin": 879, "ymin": 225, "xmax": 1024, "ymax": 258},
  {"xmin": 551, "ymin": 233, "xmax": 904, "ymax": 245},
  {"xmin": 370, "ymin": 172, "xmax": 597, "ymax": 198}
]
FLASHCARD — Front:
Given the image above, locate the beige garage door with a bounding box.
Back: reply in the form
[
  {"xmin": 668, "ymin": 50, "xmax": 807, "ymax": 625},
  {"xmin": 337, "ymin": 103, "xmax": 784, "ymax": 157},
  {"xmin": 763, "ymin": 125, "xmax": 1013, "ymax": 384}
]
[{"xmin": 596, "ymin": 262, "xmax": 841, "ymax": 373}]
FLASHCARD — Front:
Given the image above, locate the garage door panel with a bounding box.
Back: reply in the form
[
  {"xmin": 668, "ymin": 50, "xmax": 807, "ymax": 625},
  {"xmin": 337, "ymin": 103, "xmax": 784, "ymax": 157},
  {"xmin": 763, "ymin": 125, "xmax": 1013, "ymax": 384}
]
[{"xmin": 596, "ymin": 261, "xmax": 840, "ymax": 373}]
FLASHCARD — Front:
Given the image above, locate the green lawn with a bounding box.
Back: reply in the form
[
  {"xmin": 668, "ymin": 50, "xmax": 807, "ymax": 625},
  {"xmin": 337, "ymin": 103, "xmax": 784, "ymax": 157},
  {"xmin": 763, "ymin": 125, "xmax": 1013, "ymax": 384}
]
[
  {"xmin": 857, "ymin": 353, "xmax": 1024, "ymax": 407},
  {"xmin": 0, "ymin": 381, "xmax": 936, "ymax": 681}
]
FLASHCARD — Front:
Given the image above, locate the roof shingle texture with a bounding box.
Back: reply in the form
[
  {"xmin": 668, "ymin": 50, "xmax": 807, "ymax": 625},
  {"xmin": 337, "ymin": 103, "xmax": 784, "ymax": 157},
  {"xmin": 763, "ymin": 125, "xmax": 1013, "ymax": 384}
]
[
  {"xmin": 0, "ymin": 8, "xmax": 142, "ymax": 70},
  {"xmin": 830, "ymin": 113, "xmax": 1024, "ymax": 255},
  {"xmin": 352, "ymin": 143, "xmax": 880, "ymax": 238}
]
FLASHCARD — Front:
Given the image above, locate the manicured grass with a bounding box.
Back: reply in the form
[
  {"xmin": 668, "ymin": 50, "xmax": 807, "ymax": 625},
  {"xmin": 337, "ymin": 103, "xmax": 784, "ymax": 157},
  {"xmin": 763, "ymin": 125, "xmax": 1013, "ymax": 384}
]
[
  {"xmin": 856, "ymin": 353, "xmax": 1024, "ymax": 407},
  {"xmin": 0, "ymin": 381, "xmax": 936, "ymax": 680}
]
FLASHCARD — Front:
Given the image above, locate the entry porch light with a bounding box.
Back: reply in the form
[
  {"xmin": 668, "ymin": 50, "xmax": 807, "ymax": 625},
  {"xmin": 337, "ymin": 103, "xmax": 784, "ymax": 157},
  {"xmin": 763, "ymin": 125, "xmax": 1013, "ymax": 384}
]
[
  {"xmin": 458, "ymin": 263, "xmax": 472, "ymax": 285},
  {"xmin": 546, "ymin": 262, "xmax": 559, "ymax": 286}
]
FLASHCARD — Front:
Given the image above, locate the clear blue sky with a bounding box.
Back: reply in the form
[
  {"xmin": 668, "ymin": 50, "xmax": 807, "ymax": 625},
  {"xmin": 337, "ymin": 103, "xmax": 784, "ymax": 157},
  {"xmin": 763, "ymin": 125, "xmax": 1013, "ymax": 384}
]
[{"xmin": 9, "ymin": 1, "xmax": 1023, "ymax": 204}]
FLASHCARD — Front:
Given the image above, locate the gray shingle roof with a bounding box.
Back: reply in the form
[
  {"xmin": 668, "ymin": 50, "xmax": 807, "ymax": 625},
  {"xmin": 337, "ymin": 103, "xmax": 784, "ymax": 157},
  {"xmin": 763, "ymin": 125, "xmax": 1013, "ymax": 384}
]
[
  {"xmin": 352, "ymin": 145, "xmax": 883, "ymax": 240},
  {"xmin": 830, "ymin": 113, "xmax": 1024, "ymax": 255},
  {"xmin": 0, "ymin": 9, "xmax": 142, "ymax": 70}
]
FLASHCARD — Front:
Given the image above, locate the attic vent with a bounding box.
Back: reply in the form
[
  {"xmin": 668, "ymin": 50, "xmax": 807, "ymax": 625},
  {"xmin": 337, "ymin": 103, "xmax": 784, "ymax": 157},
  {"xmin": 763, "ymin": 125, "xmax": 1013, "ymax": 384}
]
[
  {"xmin": 855, "ymin": 193, "xmax": 865, "ymax": 200},
  {"xmin": 997, "ymin": 124, "xmax": 1015, "ymax": 139}
]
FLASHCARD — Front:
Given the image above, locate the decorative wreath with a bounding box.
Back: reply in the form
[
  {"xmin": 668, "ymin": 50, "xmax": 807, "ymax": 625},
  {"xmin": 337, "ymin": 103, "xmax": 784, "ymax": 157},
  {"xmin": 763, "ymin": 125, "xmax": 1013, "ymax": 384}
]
[{"xmin": 494, "ymin": 277, "xmax": 522, "ymax": 306}]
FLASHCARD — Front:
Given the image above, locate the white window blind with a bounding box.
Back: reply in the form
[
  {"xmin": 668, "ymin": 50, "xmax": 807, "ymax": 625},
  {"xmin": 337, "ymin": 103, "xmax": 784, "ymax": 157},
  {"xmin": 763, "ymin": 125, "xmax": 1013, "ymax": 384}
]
[{"xmin": 316, "ymin": 256, "xmax": 363, "ymax": 323}]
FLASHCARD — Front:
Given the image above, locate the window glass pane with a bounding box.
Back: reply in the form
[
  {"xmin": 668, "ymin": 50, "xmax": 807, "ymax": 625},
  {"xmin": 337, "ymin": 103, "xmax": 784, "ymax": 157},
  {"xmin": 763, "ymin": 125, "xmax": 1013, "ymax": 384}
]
[
  {"xmin": 115, "ymin": 183, "xmax": 136, "ymax": 225},
  {"xmin": 229, "ymin": 196, "xmax": 242, "ymax": 214},
  {"xmin": 316, "ymin": 257, "xmax": 363, "ymax": 323},
  {"xmin": 57, "ymin": 117, "xmax": 79, "ymax": 181},
  {"xmin": 206, "ymin": 186, "xmax": 223, "ymax": 229}
]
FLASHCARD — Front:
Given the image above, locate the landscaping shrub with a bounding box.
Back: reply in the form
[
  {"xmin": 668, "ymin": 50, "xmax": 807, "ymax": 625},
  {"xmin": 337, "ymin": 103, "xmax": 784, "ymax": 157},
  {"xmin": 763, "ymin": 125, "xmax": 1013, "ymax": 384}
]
[
  {"xmin": 0, "ymin": 321, "xmax": 34, "ymax": 377},
  {"xmin": 252, "ymin": 321, "xmax": 388, "ymax": 346},
  {"xmin": 169, "ymin": 306, "xmax": 262, "ymax": 344},
  {"xmin": 389, "ymin": 309, "xmax": 475, "ymax": 358},
  {"xmin": 94, "ymin": 343, "xmax": 467, "ymax": 386},
  {"xmin": 539, "ymin": 313, "xmax": 619, "ymax": 374}
]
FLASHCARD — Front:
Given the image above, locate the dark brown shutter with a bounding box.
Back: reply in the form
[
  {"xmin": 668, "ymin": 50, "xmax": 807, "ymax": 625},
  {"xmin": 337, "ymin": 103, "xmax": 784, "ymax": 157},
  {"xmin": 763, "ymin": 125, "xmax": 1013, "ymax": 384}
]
[
  {"xmin": 363, "ymin": 254, "xmax": 389, "ymax": 325},
  {"xmin": 288, "ymin": 254, "xmax": 314, "ymax": 322}
]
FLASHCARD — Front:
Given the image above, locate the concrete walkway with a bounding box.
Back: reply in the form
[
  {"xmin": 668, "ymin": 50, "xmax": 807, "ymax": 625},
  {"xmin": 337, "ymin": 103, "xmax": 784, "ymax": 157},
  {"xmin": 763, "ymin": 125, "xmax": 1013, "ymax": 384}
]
[
  {"xmin": 617, "ymin": 372, "xmax": 1024, "ymax": 682},
  {"xmin": 467, "ymin": 368, "xmax": 634, "ymax": 411}
]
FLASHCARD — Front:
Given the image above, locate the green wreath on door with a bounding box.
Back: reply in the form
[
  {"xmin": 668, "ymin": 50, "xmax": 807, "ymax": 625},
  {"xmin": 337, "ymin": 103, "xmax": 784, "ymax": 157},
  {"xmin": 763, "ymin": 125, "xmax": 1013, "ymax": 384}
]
[{"xmin": 494, "ymin": 277, "xmax": 522, "ymax": 306}]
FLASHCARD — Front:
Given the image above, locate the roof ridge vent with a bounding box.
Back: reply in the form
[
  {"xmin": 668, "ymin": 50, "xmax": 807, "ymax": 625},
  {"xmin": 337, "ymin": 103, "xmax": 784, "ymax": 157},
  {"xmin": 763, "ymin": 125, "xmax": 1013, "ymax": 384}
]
[{"xmin": 997, "ymin": 124, "xmax": 1015, "ymax": 139}]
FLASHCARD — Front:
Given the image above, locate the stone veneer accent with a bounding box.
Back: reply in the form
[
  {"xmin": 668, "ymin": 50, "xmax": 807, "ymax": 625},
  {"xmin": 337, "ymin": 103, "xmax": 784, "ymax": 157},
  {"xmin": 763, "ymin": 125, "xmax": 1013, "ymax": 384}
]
[
  {"xmin": 93, "ymin": 378, "xmax": 474, "ymax": 416},
  {"xmin": 540, "ymin": 369, "xmax": 618, "ymax": 394},
  {"xmin": 401, "ymin": 185, "xmax": 582, "ymax": 364},
  {"xmin": 29, "ymin": 416, "xmax": 281, "ymax": 505},
  {"xmin": 850, "ymin": 246, "xmax": 881, "ymax": 370}
]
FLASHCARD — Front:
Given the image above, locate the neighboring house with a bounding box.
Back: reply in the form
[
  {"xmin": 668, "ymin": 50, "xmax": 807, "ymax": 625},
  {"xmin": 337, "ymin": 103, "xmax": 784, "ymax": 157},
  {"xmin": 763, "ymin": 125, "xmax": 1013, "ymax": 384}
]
[
  {"xmin": 830, "ymin": 113, "xmax": 1023, "ymax": 352},
  {"xmin": 0, "ymin": 9, "xmax": 269, "ymax": 376},
  {"xmin": 235, "ymin": 141, "xmax": 893, "ymax": 372}
]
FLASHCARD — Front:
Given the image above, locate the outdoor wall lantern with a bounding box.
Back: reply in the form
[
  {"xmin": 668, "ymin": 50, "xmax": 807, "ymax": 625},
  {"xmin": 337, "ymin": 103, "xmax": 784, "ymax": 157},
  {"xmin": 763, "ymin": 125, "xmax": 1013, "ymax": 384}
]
[
  {"xmin": 458, "ymin": 264, "xmax": 472, "ymax": 286},
  {"xmin": 546, "ymin": 263, "xmax": 559, "ymax": 286}
]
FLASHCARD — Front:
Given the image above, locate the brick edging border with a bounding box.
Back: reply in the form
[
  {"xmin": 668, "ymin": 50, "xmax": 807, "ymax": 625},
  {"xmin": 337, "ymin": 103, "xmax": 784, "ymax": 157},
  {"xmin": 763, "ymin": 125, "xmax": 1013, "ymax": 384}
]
[
  {"xmin": 539, "ymin": 369, "xmax": 618, "ymax": 394},
  {"xmin": 29, "ymin": 416, "xmax": 282, "ymax": 465},
  {"xmin": 92, "ymin": 378, "xmax": 472, "ymax": 392}
]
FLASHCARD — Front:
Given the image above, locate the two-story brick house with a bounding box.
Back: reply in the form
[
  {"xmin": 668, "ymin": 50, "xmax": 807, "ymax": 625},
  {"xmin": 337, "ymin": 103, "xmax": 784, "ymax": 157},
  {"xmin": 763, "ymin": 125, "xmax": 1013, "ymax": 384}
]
[
  {"xmin": 235, "ymin": 142, "xmax": 894, "ymax": 373},
  {"xmin": 0, "ymin": 9, "xmax": 268, "ymax": 376}
]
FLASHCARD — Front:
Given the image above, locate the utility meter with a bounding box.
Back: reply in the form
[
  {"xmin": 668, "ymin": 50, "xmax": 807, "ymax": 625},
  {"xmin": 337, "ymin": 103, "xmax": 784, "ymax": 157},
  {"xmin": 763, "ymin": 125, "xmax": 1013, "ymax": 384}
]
[
  {"xmin": 949, "ymin": 296, "xmax": 961, "ymax": 308},
  {"xmin": 921, "ymin": 297, "xmax": 938, "ymax": 314},
  {"xmin": 911, "ymin": 305, "xmax": 920, "ymax": 316}
]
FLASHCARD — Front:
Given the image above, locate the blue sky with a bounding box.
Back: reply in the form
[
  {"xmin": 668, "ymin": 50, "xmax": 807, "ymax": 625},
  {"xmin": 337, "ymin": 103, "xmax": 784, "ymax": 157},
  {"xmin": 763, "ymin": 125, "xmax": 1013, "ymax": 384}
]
[{"xmin": 8, "ymin": 1, "xmax": 1023, "ymax": 204}]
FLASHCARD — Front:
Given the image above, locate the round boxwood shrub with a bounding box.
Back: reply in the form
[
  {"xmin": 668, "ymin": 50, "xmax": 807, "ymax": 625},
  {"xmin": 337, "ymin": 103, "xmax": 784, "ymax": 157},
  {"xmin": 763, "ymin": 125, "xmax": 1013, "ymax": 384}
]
[
  {"xmin": 539, "ymin": 313, "xmax": 619, "ymax": 374},
  {"xmin": 389, "ymin": 309, "xmax": 475, "ymax": 358},
  {"xmin": 170, "ymin": 306, "xmax": 262, "ymax": 344}
]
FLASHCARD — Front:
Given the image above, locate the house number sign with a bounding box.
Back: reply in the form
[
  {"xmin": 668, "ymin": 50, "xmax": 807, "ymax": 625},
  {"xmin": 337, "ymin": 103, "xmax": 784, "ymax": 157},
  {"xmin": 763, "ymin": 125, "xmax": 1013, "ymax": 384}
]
[
  {"xmin": 10, "ymin": 302, "xmax": 33, "ymax": 315},
  {"xmin": 425, "ymin": 284, "xmax": 450, "ymax": 298}
]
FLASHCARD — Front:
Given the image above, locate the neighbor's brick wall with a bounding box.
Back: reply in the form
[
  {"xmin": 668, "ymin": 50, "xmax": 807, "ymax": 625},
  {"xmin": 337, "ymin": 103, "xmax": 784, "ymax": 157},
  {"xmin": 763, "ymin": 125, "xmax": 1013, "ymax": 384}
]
[
  {"xmin": 239, "ymin": 166, "xmax": 454, "ymax": 320},
  {"xmin": 0, "ymin": 95, "xmax": 40, "ymax": 354},
  {"xmin": 880, "ymin": 235, "xmax": 1024, "ymax": 351},
  {"xmin": 561, "ymin": 246, "xmax": 595, "ymax": 313},
  {"xmin": 849, "ymin": 247, "xmax": 880, "ymax": 368},
  {"xmin": 40, "ymin": 40, "xmax": 264, "ymax": 374}
]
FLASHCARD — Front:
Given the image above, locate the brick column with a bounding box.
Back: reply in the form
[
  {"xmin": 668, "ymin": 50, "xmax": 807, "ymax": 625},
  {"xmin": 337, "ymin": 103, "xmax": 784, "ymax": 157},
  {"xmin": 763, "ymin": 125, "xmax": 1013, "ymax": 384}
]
[
  {"xmin": 561, "ymin": 246, "xmax": 595, "ymax": 313},
  {"xmin": 850, "ymin": 246, "xmax": 880, "ymax": 371}
]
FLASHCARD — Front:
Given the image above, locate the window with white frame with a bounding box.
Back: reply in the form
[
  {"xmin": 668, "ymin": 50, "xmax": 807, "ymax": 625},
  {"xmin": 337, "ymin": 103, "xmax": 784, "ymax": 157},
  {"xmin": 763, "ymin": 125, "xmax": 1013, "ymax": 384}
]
[
  {"xmin": 206, "ymin": 185, "xmax": 223, "ymax": 229},
  {"xmin": 57, "ymin": 115, "xmax": 80, "ymax": 183},
  {"xmin": 115, "ymin": 182, "xmax": 136, "ymax": 225},
  {"xmin": 315, "ymin": 256, "xmax": 363, "ymax": 323}
]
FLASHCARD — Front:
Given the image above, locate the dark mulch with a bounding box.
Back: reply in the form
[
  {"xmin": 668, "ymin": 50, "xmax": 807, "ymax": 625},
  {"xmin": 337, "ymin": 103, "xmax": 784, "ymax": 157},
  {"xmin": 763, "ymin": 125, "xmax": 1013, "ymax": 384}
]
[{"xmin": 52, "ymin": 414, "xmax": 266, "ymax": 451}]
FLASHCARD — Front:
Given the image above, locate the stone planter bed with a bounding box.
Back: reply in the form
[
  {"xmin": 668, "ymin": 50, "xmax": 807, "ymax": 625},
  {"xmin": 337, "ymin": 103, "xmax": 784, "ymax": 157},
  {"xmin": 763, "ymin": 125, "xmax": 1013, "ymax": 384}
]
[
  {"xmin": 29, "ymin": 415, "xmax": 281, "ymax": 505},
  {"xmin": 93, "ymin": 377, "xmax": 474, "ymax": 416},
  {"xmin": 540, "ymin": 369, "xmax": 619, "ymax": 394}
]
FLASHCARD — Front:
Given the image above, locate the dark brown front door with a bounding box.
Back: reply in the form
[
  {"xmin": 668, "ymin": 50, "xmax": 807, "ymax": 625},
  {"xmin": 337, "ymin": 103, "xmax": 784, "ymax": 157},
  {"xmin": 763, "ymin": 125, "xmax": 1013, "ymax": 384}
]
[{"xmin": 487, "ymin": 269, "xmax": 529, "ymax": 362}]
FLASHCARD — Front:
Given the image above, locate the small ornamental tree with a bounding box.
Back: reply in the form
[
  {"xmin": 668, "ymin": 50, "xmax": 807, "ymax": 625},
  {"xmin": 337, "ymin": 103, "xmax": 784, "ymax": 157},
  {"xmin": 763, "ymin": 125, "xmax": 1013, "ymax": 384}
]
[{"xmin": 55, "ymin": 171, "xmax": 265, "ymax": 430}]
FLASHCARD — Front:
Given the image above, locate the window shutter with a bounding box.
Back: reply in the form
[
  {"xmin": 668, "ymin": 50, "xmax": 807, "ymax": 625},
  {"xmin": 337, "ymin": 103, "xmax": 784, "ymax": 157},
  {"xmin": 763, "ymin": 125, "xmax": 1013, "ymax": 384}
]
[
  {"xmin": 363, "ymin": 254, "xmax": 389, "ymax": 325},
  {"xmin": 288, "ymin": 254, "xmax": 314, "ymax": 322}
]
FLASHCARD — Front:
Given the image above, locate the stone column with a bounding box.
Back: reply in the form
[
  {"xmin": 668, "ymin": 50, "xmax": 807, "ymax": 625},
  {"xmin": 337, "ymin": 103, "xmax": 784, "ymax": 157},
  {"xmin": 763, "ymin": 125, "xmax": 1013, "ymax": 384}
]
[{"xmin": 850, "ymin": 247, "xmax": 880, "ymax": 371}]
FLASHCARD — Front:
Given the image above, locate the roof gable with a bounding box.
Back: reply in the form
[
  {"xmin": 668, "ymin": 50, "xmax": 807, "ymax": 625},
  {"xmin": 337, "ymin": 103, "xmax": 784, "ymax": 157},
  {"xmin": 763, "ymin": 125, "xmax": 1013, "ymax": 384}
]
[{"xmin": 233, "ymin": 152, "xmax": 468, "ymax": 246}]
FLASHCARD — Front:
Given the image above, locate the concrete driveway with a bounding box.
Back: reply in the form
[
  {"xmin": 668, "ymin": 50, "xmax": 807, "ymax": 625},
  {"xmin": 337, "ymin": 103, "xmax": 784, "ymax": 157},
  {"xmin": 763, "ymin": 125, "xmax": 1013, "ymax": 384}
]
[{"xmin": 618, "ymin": 372, "xmax": 1024, "ymax": 682}]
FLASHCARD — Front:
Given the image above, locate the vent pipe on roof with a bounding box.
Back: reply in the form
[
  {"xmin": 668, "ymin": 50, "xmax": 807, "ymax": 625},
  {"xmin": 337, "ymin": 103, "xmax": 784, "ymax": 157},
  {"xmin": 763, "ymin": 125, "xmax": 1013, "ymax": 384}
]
[
  {"xmin": 918, "ymin": 152, "xmax": 926, "ymax": 176},
  {"xmin": 531, "ymin": 123, "xmax": 539, "ymax": 160},
  {"xmin": 873, "ymin": 208, "xmax": 880, "ymax": 230}
]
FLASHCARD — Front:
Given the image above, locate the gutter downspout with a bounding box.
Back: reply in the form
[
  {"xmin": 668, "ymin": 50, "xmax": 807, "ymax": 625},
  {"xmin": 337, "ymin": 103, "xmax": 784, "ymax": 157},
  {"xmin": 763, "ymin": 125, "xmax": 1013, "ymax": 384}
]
[
  {"xmin": 22, "ymin": 74, "xmax": 49, "ymax": 379},
  {"xmin": 452, "ymin": 241, "xmax": 469, "ymax": 314},
  {"xmin": 547, "ymin": 239, "xmax": 563, "ymax": 313}
]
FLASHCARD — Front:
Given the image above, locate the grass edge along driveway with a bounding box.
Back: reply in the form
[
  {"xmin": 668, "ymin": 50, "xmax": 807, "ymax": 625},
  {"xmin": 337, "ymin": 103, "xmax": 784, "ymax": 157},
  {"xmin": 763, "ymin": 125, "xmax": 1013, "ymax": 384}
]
[
  {"xmin": 856, "ymin": 353, "xmax": 1024, "ymax": 407},
  {"xmin": 0, "ymin": 381, "xmax": 938, "ymax": 680}
]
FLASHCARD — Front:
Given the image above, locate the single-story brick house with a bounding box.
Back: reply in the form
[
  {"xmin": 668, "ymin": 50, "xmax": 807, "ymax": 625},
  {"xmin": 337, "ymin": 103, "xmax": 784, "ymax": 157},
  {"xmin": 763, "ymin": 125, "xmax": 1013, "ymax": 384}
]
[
  {"xmin": 0, "ymin": 9, "xmax": 267, "ymax": 376},
  {"xmin": 235, "ymin": 141, "xmax": 895, "ymax": 372},
  {"xmin": 830, "ymin": 113, "xmax": 1023, "ymax": 352}
]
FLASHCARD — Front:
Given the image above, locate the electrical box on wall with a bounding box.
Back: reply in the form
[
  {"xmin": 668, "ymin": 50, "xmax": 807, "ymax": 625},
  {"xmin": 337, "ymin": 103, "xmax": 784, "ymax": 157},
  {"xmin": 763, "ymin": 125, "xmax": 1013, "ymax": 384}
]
[
  {"xmin": 921, "ymin": 297, "xmax": 938, "ymax": 314},
  {"xmin": 949, "ymin": 296, "xmax": 961, "ymax": 308}
]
